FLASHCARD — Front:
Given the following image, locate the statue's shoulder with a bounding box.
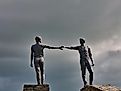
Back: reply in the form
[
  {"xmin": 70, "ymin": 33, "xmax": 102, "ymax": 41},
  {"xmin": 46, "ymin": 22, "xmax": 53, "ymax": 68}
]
[
  {"xmin": 31, "ymin": 44, "xmax": 36, "ymax": 47},
  {"xmin": 40, "ymin": 43, "xmax": 48, "ymax": 47}
]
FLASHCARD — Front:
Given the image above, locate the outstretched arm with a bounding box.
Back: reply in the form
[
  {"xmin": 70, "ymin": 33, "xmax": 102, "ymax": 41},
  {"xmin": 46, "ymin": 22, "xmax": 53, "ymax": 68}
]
[
  {"xmin": 44, "ymin": 45, "xmax": 63, "ymax": 50},
  {"xmin": 88, "ymin": 46, "xmax": 94, "ymax": 66},
  {"xmin": 65, "ymin": 46, "xmax": 79, "ymax": 50},
  {"xmin": 30, "ymin": 46, "xmax": 34, "ymax": 67}
]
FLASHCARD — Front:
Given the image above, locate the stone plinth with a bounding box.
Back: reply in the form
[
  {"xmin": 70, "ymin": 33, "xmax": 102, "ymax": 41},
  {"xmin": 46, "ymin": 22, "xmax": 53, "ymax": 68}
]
[
  {"xmin": 23, "ymin": 84, "xmax": 49, "ymax": 91},
  {"xmin": 80, "ymin": 85, "xmax": 121, "ymax": 91}
]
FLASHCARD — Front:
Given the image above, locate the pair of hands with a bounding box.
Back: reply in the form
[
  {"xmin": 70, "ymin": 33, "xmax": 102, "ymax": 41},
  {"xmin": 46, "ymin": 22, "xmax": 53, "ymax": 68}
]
[
  {"xmin": 91, "ymin": 63, "xmax": 94, "ymax": 66},
  {"xmin": 59, "ymin": 46, "xmax": 65, "ymax": 50}
]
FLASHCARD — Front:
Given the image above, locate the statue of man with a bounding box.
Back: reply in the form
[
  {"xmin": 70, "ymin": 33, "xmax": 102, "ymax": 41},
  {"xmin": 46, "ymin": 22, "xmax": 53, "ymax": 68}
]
[
  {"xmin": 30, "ymin": 36, "xmax": 62, "ymax": 85},
  {"xmin": 64, "ymin": 38, "xmax": 94, "ymax": 86}
]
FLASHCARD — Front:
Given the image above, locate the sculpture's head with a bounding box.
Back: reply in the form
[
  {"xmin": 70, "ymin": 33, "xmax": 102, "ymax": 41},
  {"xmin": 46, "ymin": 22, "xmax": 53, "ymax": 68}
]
[
  {"xmin": 35, "ymin": 36, "xmax": 42, "ymax": 43},
  {"xmin": 79, "ymin": 38, "xmax": 85, "ymax": 45}
]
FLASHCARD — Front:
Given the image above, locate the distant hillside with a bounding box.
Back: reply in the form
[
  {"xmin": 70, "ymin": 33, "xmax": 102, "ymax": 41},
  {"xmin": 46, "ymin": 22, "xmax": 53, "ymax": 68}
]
[{"xmin": 81, "ymin": 84, "xmax": 121, "ymax": 91}]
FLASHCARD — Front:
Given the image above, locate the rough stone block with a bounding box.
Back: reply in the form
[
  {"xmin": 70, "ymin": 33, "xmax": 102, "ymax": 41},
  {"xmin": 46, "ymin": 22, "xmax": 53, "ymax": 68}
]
[
  {"xmin": 80, "ymin": 84, "xmax": 121, "ymax": 91},
  {"xmin": 23, "ymin": 84, "xmax": 49, "ymax": 91}
]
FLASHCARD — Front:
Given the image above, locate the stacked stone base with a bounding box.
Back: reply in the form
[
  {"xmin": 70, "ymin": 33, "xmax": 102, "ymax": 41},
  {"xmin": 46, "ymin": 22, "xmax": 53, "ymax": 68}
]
[
  {"xmin": 80, "ymin": 85, "xmax": 121, "ymax": 91},
  {"xmin": 23, "ymin": 84, "xmax": 49, "ymax": 91}
]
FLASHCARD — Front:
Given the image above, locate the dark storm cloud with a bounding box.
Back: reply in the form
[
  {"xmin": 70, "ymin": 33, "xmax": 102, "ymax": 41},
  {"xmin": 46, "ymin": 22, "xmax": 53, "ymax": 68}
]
[
  {"xmin": 79, "ymin": 0, "xmax": 121, "ymax": 42},
  {"xmin": 0, "ymin": 0, "xmax": 121, "ymax": 42},
  {"xmin": 0, "ymin": 0, "xmax": 81, "ymax": 39}
]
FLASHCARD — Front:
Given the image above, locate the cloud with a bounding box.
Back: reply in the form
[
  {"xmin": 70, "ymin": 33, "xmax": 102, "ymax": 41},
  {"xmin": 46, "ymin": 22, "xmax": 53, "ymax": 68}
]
[
  {"xmin": 0, "ymin": 57, "xmax": 35, "ymax": 91},
  {"xmin": 0, "ymin": 0, "xmax": 121, "ymax": 42},
  {"xmin": 44, "ymin": 52, "xmax": 82, "ymax": 91},
  {"xmin": 94, "ymin": 49, "xmax": 121, "ymax": 87}
]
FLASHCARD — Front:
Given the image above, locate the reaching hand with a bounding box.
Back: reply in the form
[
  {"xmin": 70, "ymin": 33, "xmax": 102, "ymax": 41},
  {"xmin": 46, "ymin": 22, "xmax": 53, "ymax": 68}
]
[
  {"xmin": 59, "ymin": 46, "xmax": 64, "ymax": 50},
  {"xmin": 91, "ymin": 63, "xmax": 94, "ymax": 66},
  {"xmin": 30, "ymin": 63, "xmax": 33, "ymax": 68}
]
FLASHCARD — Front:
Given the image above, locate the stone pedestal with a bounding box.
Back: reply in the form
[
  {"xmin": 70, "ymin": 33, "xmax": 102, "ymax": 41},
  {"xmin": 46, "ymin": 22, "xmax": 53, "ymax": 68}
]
[
  {"xmin": 80, "ymin": 85, "xmax": 121, "ymax": 91},
  {"xmin": 23, "ymin": 84, "xmax": 49, "ymax": 91}
]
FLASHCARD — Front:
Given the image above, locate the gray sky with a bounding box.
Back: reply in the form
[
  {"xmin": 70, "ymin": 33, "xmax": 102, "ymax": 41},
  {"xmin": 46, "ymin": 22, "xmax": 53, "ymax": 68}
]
[{"xmin": 0, "ymin": 0, "xmax": 121, "ymax": 91}]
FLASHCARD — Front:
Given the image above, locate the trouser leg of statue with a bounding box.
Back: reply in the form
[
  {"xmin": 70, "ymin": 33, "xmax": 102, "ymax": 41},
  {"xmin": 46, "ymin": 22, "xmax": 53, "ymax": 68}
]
[
  {"xmin": 34, "ymin": 57, "xmax": 44, "ymax": 85},
  {"xmin": 80, "ymin": 60, "xmax": 93, "ymax": 86},
  {"xmin": 86, "ymin": 61, "xmax": 93, "ymax": 85},
  {"xmin": 35, "ymin": 66, "xmax": 40, "ymax": 85},
  {"xmin": 34, "ymin": 62, "xmax": 44, "ymax": 85},
  {"xmin": 40, "ymin": 61, "xmax": 44, "ymax": 85},
  {"xmin": 80, "ymin": 62, "xmax": 87, "ymax": 86}
]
